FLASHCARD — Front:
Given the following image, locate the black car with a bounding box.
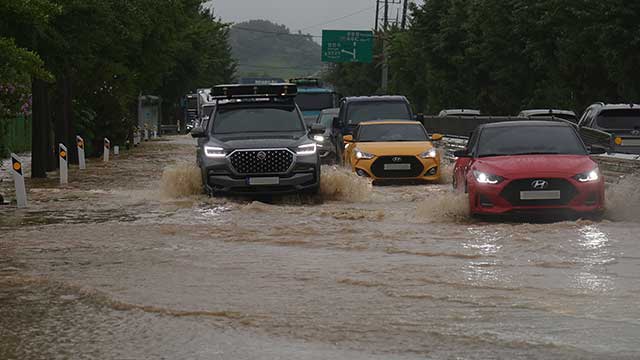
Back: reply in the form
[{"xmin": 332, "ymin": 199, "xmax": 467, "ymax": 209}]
[
  {"xmin": 578, "ymin": 103, "xmax": 640, "ymax": 154},
  {"xmin": 332, "ymin": 95, "xmax": 415, "ymax": 161},
  {"xmin": 313, "ymin": 108, "xmax": 339, "ymax": 164},
  {"xmin": 191, "ymin": 83, "xmax": 325, "ymax": 195}
]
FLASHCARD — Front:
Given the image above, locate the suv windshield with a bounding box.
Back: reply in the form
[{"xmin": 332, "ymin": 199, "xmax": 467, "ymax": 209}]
[
  {"xmin": 317, "ymin": 111, "xmax": 337, "ymax": 127},
  {"xmin": 296, "ymin": 93, "xmax": 334, "ymax": 111},
  {"xmin": 347, "ymin": 101, "xmax": 411, "ymax": 125},
  {"xmin": 213, "ymin": 105, "xmax": 304, "ymax": 134},
  {"xmin": 477, "ymin": 125, "xmax": 586, "ymax": 157},
  {"xmin": 596, "ymin": 109, "xmax": 640, "ymax": 129},
  {"xmin": 357, "ymin": 124, "xmax": 428, "ymax": 142}
]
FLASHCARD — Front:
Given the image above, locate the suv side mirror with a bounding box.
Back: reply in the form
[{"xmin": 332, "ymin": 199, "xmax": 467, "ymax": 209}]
[
  {"xmin": 190, "ymin": 127, "xmax": 205, "ymax": 138},
  {"xmin": 431, "ymin": 133, "xmax": 443, "ymax": 141},
  {"xmin": 310, "ymin": 124, "xmax": 325, "ymax": 135},
  {"xmin": 415, "ymin": 113, "xmax": 424, "ymax": 122},
  {"xmin": 589, "ymin": 145, "xmax": 607, "ymax": 155},
  {"xmin": 453, "ymin": 149, "xmax": 470, "ymax": 158},
  {"xmin": 343, "ymin": 135, "xmax": 353, "ymax": 143}
]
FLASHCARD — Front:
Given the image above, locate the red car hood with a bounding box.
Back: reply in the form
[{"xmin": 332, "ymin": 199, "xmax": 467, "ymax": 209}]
[{"xmin": 474, "ymin": 155, "xmax": 597, "ymax": 179}]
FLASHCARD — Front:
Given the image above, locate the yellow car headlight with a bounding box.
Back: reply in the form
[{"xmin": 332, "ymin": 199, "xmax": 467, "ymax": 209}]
[{"xmin": 419, "ymin": 148, "xmax": 437, "ymax": 159}]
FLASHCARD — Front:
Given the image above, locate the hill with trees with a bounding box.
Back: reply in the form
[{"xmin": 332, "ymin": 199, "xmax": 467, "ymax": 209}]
[{"xmin": 230, "ymin": 20, "xmax": 323, "ymax": 80}]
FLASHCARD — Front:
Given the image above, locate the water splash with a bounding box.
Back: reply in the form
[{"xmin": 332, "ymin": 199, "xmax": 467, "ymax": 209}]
[
  {"xmin": 319, "ymin": 165, "xmax": 372, "ymax": 202},
  {"xmin": 437, "ymin": 162, "xmax": 454, "ymax": 184},
  {"xmin": 416, "ymin": 190, "xmax": 469, "ymax": 222},
  {"xmin": 605, "ymin": 173, "xmax": 640, "ymax": 222},
  {"xmin": 160, "ymin": 163, "xmax": 202, "ymax": 198}
]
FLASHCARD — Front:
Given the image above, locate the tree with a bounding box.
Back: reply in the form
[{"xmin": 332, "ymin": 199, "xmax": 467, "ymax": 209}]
[{"xmin": 1, "ymin": 0, "xmax": 237, "ymax": 174}]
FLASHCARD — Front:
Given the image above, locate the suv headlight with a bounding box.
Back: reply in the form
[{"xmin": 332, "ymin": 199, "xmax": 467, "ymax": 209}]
[
  {"xmin": 296, "ymin": 143, "xmax": 317, "ymax": 155},
  {"xmin": 574, "ymin": 167, "xmax": 600, "ymax": 182},
  {"xmin": 204, "ymin": 146, "xmax": 226, "ymax": 158},
  {"xmin": 355, "ymin": 148, "xmax": 375, "ymax": 160},
  {"xmin": 473, "ymin": 170, "xmax": 504, "ymax": 184},
  {"xmin": 313, "ymin": 135, "xmax": 325, "ymax": 142},
  {"xmin": 419, "ymin": 148, "xmax": 437, "ymax": 159}
]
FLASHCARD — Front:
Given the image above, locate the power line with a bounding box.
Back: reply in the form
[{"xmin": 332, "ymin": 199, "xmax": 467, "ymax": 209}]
[
  {"xmin": 299, "ymin": 5, "xmax": 376, "ymax": 31},
  {"xmin": 238, "ymin": 63, "xmax": 322, "ymax": 70},
  {"xmin": 232, "ymin": 26, "xmax": 322, "ymax": 39}
]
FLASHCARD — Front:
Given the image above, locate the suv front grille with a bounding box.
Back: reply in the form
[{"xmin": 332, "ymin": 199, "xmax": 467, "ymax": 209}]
[
  {"xmin": 500, "ymin": 178, "xmax": 577, "ymax": 206},
  {"xmin": 370, "ymin": 156, "xmax": 424, "ymax": 178},
  {"xmin": 229, "ymin": 149, "xmax": 294, "ymax": 175}
]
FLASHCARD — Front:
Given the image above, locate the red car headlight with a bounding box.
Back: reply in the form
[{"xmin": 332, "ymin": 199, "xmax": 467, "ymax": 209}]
[
  {"xmin": 574, "ymin": 167, "xmax": 600, "ymax": 183},
  {"xmin": 473, "ymin": 170, "xmax": 504, "ymax": 184}
]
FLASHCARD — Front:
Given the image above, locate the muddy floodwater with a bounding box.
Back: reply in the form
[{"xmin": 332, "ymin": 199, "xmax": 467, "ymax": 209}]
[{"xmin": 1, "ymin": 136, "xmax": 640, "ymax": 359}]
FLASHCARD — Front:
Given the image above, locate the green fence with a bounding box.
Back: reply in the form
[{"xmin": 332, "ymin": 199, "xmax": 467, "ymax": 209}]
[{"xmin": 0, "ymin": 116, "xmax": 31, "ymax": 157}]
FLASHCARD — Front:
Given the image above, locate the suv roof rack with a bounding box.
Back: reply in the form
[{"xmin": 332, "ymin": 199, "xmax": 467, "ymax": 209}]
[{"xmin": 211, "ymin": 83, "xmax": 297, "ymax": 99}]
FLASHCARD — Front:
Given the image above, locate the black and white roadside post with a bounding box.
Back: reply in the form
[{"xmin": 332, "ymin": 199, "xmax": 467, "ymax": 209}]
[
  {"xmin": 76, "ymin": 135, "xmax": 86, "ymax": 170},
  {"xmin": 10, "ymin": 153, "xmax": 27, "ymax": 208},
  {"xmin": 59, "ymin": 143, "xmax": 68, "ymax": 184},
  {"xmin": 104, "ymin": 138, "xmax": 110, "ymax": 162}
]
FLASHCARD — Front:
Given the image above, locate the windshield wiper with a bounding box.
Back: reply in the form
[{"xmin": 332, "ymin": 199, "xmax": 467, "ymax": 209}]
[
  {"xmin": 512, "ymin": 152, "xmax": 561, "ymax": 155},
  {"xmin": 477, "ymin": 153, "xmax": 511, "ymax": 158}
]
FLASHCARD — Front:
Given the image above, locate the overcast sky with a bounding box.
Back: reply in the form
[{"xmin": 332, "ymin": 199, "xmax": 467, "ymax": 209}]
[{"xmin": 207, "ymin": 0, "xmax": 422, "ymax": 36}]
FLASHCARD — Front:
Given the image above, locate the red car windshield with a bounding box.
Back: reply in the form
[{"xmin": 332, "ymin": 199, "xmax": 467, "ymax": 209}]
[{"xmin": 477, "ymin": 126, "xmax": 586, "ymax": 157}]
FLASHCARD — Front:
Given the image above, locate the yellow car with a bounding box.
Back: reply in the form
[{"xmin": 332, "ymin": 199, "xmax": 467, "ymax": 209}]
[{"xmin": 343, "ymin": 121, "xmax": 443, "ymax": 182}]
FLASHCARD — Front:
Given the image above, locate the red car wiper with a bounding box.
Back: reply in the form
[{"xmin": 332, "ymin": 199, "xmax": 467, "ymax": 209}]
[
  {"xmin": 477, "ymin": 153, "xmax": 511, "ymax": 158},
  {"xmin": 512, "ymin": 152, "xmax": 561, "ymax": 155}
]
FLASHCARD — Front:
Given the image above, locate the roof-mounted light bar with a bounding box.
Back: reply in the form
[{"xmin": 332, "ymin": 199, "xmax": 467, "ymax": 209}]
[
  {"xmin": 211, "ymin": 83, "xmax": 297, "ymax": 99},
  {"xmin": 288, "ymin": 78, "xmax": 322, "ymax": 87}
]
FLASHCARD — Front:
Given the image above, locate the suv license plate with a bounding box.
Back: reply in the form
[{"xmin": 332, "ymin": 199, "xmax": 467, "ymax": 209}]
[
  {"xmin": 384, "ymin": 163, "xmax": 411, "ymax": 171},
  {"xmin": 248, "ymin": 177, "xmax": 280, "ymax": 185},
  {"xmin": 520, "ymin": 191, "xmax": 561, "ymax": 200}
]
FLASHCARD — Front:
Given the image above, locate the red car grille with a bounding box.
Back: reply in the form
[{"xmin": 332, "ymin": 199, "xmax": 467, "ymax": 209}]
[{"xmin": 500, "ymin": 178, "xmax": 577, "ymax": 206}]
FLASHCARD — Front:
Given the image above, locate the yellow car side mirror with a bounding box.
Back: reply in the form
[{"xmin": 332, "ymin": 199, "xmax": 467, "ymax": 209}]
[
  {"xmin": 431, "ymin": 133, "xmax": 443, "ymax": 141},
  {"xmin": 343, "ymin": 135, "xmax": 353, "ymax": 142}
]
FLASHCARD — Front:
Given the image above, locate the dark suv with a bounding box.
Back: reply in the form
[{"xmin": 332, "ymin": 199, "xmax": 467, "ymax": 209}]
[
  {"xmin": 191, "ymin": 84, "xmax": 325, "ymax": 195},
  {"xmin": 578, "ymin": 103, "xmax": 640, "ymax": 154},
  {"xmin": 332, "ymin": 96, "xmax": 415, "ymax": 160}
]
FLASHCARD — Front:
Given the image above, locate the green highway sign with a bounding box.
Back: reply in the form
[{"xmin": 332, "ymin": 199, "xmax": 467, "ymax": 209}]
[{"xmin": 322, "ymin": 30, "xmax": 374, "ymax": 64}]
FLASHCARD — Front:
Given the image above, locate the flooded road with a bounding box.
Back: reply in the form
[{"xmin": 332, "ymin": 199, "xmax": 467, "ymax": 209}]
[{"xmin": 1, "ymin": 136, "xmax": 640, "ymax": 359}]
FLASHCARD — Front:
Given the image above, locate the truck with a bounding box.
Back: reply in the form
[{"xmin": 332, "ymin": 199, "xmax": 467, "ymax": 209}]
[{"xmin": 290, "ymin": 78, "xmax": 338, "ymax": 126}]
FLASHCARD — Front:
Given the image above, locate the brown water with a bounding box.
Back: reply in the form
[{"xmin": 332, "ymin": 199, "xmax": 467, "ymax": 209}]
[{"xmin": 1, "ymin": 136, "xmax": 640, "ymax": 359}]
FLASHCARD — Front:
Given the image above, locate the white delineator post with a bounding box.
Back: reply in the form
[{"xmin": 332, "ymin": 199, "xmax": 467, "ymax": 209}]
[
  {"xmin": 10, "ymin": 153, "xmax": 27, "ymax": 208},
  {"xmin": 114, "ymin": 145, "xmax": 120, "ymax": 156},
  {"xmin": 103, "ymin": 138, "xmax": 110, "ymax": 162},
  {"xmin": 77, "ymin": 135, "xmax": 86, "ymax": 169},
  {"xmin": 59, "ymin": 143, "xmax": 68, "ymax": 184}
]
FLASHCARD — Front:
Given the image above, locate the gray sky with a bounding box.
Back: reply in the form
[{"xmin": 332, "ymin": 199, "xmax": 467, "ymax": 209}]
[{"xmin": 208, "ymin": 0, "xmax": 420, "ymax": 36}]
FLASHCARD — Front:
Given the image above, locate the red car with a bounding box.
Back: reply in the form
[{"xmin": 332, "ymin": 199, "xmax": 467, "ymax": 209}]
[{"xmin": 453, "ymin": 121, "xmax": 606, "ymax": 218}]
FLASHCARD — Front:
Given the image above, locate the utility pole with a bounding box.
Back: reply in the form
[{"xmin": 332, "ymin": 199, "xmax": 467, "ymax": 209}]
[
  {"xmin": 374, "ymin": 0, "xmax": 380, "ymax": 31},
  {"xmin": 381, "ymin": 0, "xmax": 390, "ymax": 93},
  {"xmin": 401, "ymin": 0, "xmax": 409, "ymax": 30},
  {"xmin": 384, "ymin": 0, "xmax": 389, "ymax": 29}
]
